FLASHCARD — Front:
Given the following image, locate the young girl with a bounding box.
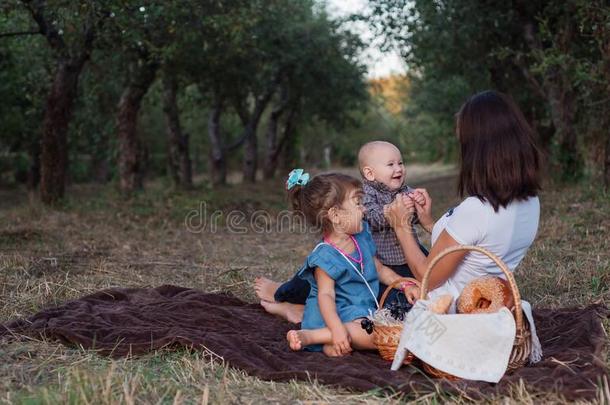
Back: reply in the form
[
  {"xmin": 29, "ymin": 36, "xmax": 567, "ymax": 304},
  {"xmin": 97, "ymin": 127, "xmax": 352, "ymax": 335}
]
[{"xmin": 283, "ymin": 169, "xmax": 419, "ymax": 357}]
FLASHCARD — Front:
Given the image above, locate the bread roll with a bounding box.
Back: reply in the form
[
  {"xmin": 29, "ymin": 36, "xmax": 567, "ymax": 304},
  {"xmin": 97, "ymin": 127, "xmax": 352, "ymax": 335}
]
[
  {"xmin": 457, "ymin": 276, "xmax": 514, "ymax": 314},
  {"xmin": 429, "ymin": 294, "xmax": 453, "ymax": 314}
]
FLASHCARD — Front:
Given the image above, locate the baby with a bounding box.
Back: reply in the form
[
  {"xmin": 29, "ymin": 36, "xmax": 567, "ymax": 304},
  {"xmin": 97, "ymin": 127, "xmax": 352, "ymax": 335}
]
[
  {"xmin": 254, "ymin": 141, "xmax": 427, "ymax": 318},
  {"xmin": 358, "ymin": 141, "xmax": 426, "ymax": 283}
]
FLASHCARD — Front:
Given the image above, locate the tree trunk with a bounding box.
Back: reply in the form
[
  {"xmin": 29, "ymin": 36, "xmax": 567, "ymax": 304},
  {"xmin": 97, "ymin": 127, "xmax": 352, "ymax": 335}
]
[
  {"xmin": 179, "ymin": 131, "xmax": 192, "ymax": 187},
  {"xmin": 162, "ymin": 74, "xmax": 192, "ymax": 189},
  {"xmin": 263, "ymin": 87, "xmax": 291, "ymax": 180},
  {"xmin": 27, "ymin": 138, "xmax": 41, "ymax": 191},
  {"xmin": 545, "ymin": 71, "xmax": 581, "ymax": 180},
  {"xmin": 604, "ymin": 127, "xmax": 610, "ymax": 191},
  {"xmin": 265, "ymin": 105, "xmax": 297, "ymax": 179},
  {"xmin": 91, "ymin": 131, "xmax": 110, "ymax": 183},
  {"xmin": 39, "ymin": 59, "xmax": 83, "ymax": 204},
  {"xmin": 117, "ymin": 59, "xmax": 158, "ymax": 195},
  {"xmin": 242, "ymin": 124, "xmax": 258, "ymax": 183},
  {"xmin": 239, "ymin": 73, "xmax": 283, "ymax": 183},
  {"xmin": 515, "ymin": 4, "xmax": 582, "ymax": 181},
  {"xmin": 278, "ymin": 148, "xmax": 290, "ymax": 172},
  {"xmin": 279, "ymin": 111, "xmax": 298, "ymax": 172},
  {"xmin": 207, "ymin": 99, "xmax": 226, "ymax": 186},
  {"xmin": 603, "ymin": 37, "xmax": 610, "ymax": 191},
  {"xmin": 263, "ymin": 109, "xmax": 281, "ymax": 180},
  {"xmin": 24, "ymin": 0, "xmax": 99, "ymax": 204},
  {"xmin": 239, "ymin": 96, "xmax": 274, "ymax": 183}
]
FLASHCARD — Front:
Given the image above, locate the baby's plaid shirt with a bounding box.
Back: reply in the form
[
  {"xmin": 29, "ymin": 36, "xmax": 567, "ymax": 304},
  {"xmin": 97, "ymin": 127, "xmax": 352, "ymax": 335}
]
[{"xmin": 362, "ymin": 180, "xmax": 420, "ymax": 266}]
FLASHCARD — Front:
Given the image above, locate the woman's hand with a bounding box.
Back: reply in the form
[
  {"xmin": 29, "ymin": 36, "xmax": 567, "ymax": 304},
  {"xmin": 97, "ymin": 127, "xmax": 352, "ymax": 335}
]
[
  {"xmin": 383, "ymin": 194, "xmax": 415, "ymax": 230},
  {"xmin": 412, "ymin": 188, "xmax": 434, "ymax": 233},
  {"xmin": 330, "ymin": 324, "xmax": 352, "ymax": 355}
]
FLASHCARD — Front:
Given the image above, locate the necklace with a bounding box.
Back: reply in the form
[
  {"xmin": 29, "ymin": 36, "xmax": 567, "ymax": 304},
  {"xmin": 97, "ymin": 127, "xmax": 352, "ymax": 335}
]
[{"xmin": 323, "ymin": 235, "xmax": 363, "ymax": 273}]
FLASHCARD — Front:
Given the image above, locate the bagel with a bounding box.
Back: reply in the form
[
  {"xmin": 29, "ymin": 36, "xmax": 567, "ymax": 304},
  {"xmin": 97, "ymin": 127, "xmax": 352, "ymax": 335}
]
[{"xmin": 457, "ymin": 276, "xmax": 514, "ymax": 314}]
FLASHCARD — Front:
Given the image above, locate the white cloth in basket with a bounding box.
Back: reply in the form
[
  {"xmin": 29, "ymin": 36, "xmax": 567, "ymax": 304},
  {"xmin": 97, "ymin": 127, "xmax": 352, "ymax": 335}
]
[{"xmin": 390, "ymin": 298, "xmax": 541, "ymax": 383}]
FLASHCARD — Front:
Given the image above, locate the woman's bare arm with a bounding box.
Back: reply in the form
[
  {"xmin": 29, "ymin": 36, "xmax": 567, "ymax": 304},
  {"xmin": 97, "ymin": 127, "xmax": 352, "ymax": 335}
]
[{"xmin": 386, "ymin": 196, "xmax": 467, "ymax": 289}]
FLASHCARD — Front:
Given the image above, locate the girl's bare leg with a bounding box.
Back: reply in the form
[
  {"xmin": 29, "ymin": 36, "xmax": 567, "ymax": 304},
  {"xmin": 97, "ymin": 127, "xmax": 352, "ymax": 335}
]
[
  {"xmin": 286, "ymin": 320, "xmax": 375, "ymax": 353},
  {"xmin": 260, "ymin": 300, "xmax": 304, "ymax": 324},
  {"xmin": 254, "ymin": 277, "xmax": 281, "ymax": 302},
  {"xmin": 286, "ymin": 328, "xmax": 332, "ymax": 351},
  {"xmin": 344, "ymin": 320, "xmax": 376, "ymax": 350}
]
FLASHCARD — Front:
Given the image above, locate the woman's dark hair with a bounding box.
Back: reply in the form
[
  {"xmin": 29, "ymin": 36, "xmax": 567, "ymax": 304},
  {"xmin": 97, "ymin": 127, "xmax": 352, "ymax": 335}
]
[
  {"xmin": 288, "ymin": 173, "xmax": 362, "ymax": 235},
  {"xmin": 456, "ymin": 90, "xmax": 541, "ymax": 211}
]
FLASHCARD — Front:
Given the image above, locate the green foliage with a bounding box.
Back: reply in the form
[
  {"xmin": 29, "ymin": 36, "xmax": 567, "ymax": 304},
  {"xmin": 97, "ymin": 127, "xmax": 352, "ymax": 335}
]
[
  {"xmin": 67, "ymin": 49, "xmax": 124, "ymax": 182},
  {"xmin": 0, "ymin": 6, "xmax": 51, "ymax": 184},
  {"xmin": 402, "ymin": 74, "xmax": 472, "ymax": 162},
  {"xmin": 368, "ymin": 0, "xmax": 610, "ymax": 180},
  {"xmin": 0, "ymin": 0, "xmax": 373, "ymax": 188}
]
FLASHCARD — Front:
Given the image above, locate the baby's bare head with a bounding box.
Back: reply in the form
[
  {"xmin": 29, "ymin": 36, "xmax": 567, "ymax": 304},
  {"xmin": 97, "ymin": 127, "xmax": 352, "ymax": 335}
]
[
  {"xmin": 358, "ymin": 141, "xmax": 400, "ymax": 168},
  {"xmin": 358, "ymin": 141, "xmax": 405, "ymax": 190}
]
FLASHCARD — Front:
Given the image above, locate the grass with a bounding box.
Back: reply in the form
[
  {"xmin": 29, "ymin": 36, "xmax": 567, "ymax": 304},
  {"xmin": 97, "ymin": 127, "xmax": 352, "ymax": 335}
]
[{"xmin": 0, "ymin": 166, "xmax": 608, "ymax": 404}]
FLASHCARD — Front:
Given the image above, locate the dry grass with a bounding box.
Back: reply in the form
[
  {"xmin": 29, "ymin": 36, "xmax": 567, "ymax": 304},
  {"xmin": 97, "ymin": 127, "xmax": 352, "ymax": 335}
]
[{"xmin": 0, "ymin": 166, "xmax": 608, "ymax": 404}]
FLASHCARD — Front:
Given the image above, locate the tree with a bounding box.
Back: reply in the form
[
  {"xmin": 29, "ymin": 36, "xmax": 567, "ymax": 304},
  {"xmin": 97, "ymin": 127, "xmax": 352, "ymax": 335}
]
[
  {"xmin": 116, "ymin": 53, "xmax": 158, "ymax": 193},
  {"xmin": 367, "ymin": 0, "xmax": 610, "ymax": 182},
  {"xmin": 571, "ymin": 1, "xmax": 610, "ymax": 188},
  {"xmin": 68, "ymin": 49, "xmax": 123, "ymax": 184},
  {"xmin": 1, "ymin": 0, "xmax": 371, "ymax": 190},
  {"xmin": 162, "ymin": 71, "xmax": 191, "ymax": 188},
  {"xmin": 180, "ymin": 0, "xmax": 260, "ymax": 186},
  {"xmin": 4, "ymin": 0, "xmax": 108, "ymax": 203},
  {"xmin": 228, "ymin": 0, "xmax": 298, "ymax": 183},
  {"xmin": 106, "ymin": 1, "xmax": 193, "ymax": 194},
  {"xmin": 261, "ymin": 10, "xmax": 368, "ymax": 179},
  {"xmin": 0, "ymin": 7, "xmax": 50, "ymax": 189}
]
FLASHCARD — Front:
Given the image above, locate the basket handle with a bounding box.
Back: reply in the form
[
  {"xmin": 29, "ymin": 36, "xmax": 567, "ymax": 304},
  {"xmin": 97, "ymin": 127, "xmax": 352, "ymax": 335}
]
[
  {"xmin": 420, "ymin": 245, "xmax": 523, "ymax": 333},
  {"xmin": 378, "ymin": 277, "xmax": 420, "ymax": 308}
]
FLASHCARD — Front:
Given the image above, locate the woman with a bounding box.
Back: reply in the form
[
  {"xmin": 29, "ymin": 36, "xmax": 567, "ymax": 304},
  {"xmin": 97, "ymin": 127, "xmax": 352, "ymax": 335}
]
[{"xmin": 385, "ymin": 90, "xmax": 541, "ymax": 309}]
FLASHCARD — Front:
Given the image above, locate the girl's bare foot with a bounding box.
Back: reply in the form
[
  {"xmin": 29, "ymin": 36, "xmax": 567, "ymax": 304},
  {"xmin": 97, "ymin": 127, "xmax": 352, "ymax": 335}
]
[
  {"xmin": 287, "ymin": 330, "xmax": 304, "ymax": 351},
  {"xmin": 254, "ymin": 277, "xmax": 281, "ymax": 302},
  {"xmin": 322, "ymin": 344, "xmax": 345, "ymax": 357},
  {"xmin": 260, "ymin": 300, "xmax": 304, "ymax": 324}
]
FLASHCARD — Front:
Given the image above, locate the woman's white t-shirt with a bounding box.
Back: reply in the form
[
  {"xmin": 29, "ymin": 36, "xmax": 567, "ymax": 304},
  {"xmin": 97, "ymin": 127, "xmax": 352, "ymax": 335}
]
[{"xmin": 427, "ymin": 196, "xmax": 540, "ymax": 309}]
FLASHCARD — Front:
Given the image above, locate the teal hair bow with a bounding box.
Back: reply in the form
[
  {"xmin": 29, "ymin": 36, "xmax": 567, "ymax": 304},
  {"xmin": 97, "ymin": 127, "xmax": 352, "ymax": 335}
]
[{"xmin": 286, "ymin": 168, "xmax": 310, "ymax": 190}]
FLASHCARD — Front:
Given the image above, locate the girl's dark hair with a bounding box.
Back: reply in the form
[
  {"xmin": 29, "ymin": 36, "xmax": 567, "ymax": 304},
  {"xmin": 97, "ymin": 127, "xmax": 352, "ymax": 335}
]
[
  {"xmin": 288, "ymin": 173, "xmax": 362, "ymax": 235},
  {"xmin": 456, "ymin": 90, "xmax": 541, "ymax": 211}
]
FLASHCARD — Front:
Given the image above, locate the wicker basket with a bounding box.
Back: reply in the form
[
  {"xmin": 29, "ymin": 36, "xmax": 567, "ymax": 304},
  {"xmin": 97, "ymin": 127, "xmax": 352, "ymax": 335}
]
[
  {"xmin": 418, "ymin": 245, "xmax": 532, "ymax": 379},
  {"xmin": 371, "ymin": 277, "xmax": 419, "ymax": 364}
]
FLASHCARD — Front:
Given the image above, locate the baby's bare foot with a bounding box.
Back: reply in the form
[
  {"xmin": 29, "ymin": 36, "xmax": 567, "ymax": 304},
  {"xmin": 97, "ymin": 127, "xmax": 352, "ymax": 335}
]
[
  {"xmin": 260, "ymin": 300, "xmax": 304, "ymax": 324},
  {"xmin": 287, "ymin": 330, "xmax": 304, "ymax": 351},
  {"xmin": 254, "ymin": 277, "xmax": 280, "ymax": 302}
]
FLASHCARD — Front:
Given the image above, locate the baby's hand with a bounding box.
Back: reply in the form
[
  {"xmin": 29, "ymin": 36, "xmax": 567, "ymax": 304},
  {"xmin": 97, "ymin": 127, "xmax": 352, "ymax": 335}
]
[
  {"xmin": 403, "ymin": 285, "xmax": 420, "ymax": 305},
  {"xmin": 410, "ymin": 190, "xmax": 426, "ymax": 207},
  {"xmin": 384, "ymin": 195, "xmax": 414, "ymax": 228},
  {"xmin": 399, "ymin": 193, "xmax": 415, "ymax": 210}
]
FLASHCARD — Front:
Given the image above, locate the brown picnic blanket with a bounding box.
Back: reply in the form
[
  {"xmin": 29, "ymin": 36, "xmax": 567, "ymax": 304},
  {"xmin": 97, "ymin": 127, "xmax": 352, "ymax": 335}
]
[{"xmin": 1, "ymin": 285, "xmax": 608, "ymax": 400}]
